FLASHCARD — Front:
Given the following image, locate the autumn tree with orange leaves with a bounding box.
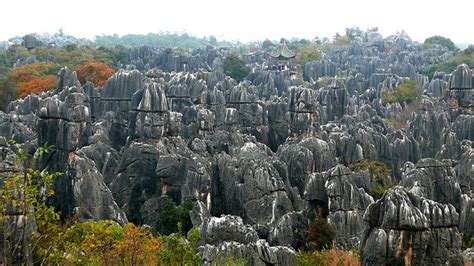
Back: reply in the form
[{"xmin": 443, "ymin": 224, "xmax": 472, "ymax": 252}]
[
  {"xmin": 7, "ymin": 62, "xmax": 58, "ymax": 98},
  {"xmin": 75, "ymin": 62, "xmax": 114, "ymax": 87},
  {"xmin": 17, "ymin": 76, "xmax": 56, "ymax": 97}
]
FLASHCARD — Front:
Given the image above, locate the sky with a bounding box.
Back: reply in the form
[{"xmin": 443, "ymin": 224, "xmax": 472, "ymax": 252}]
[{"xmin": 1, "ymin": 0, "xmax": 473, "ymax": 44}]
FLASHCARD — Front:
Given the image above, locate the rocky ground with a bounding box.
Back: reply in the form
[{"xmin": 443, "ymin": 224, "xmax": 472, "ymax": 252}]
[{"xmin": 0, "ymin": 30, "xmax": 473, "ymax": 265}]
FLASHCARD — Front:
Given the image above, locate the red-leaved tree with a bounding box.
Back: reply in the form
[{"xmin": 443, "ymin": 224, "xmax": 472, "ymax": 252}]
[
  {"xmin": 75, "ymin": 62, "xmax": 114, "ymax": 87},
  {"xmin": 17, "ymin": 76, "xmax": 56, "ymax": 97}
]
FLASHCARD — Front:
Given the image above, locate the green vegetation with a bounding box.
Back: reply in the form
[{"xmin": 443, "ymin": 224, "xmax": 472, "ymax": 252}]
[
  {"xmin": 294, "ymin": 44, "xmax": 321, "ymax": 66},
  {"xmin": 381, "ymin": 80, "xmax": 421, "ymax": 104},
  {"xmin": 349, "ymin": 160, "xmax": 395, "ymax": 199},
  {"xmin": 210, "ymin": 256, "xmax": 248, "ymax": 266},
  {"xmin": 262, "ymin": 39, "xmax": 274, "ymax": 49},
  {"xmin": 95, "ymin": 33, "xmax": 218, "ymax": 50},
  {"xmin": 223, "ymin": 54, "xmax": 250, "ymax": 82},
  {"xmin": 0, "ymin": 140, "xmax": 210, "ymax": 265},
  {"xmin": 0, "ymin": 141, "xmax": 61, "ymax": 264},
  {"xmin": 306, "ymin": 217, "xmax": 336, "ymax": 251},
  {"xmin": 0, "ymin": 44, "xmax": 119, "ymax": 110},
  {"xmin": 424, "ymin": 35, "xmax": 457, "ymax": 51},
  {"xmin": 427, "ymin": 53, "xmax": 474, "ymax": 80},
  {"xmin": 156, "ymin": 197, "xmax": 194, "ymax": 235},
  {"xmin": 468, "ymin": 237, "xmax": 474, "ymax": 248},
  {"xmin": 296, "ymin": 248, "xmax": 360, "ymax": 266}
]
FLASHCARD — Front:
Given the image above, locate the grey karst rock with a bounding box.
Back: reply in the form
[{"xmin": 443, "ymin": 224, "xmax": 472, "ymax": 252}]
[
  {"xmin": 35, "ymin": 86, "xmax": 126, "ymax": 223},
  {"xmin": 268, "ymin": 211, "xmax": 308, "ymax": 249},
  {"xmin": 278, "ymin": 136, "xmax": 336, "ymax": 193},
  {"xmin": 139, "ymin": 196, "xmax": 170, "ymax": 230},
  {"xmin": 225, "ymin": 82, "xmax": 268, "ymax": 142},
  {"xmin": 317, "ymin": 79, "xmax": 350, "ymax": 123},
  {"xmin": 0, "ymin": 112, "xmax": 37, "ymax": 144},
  {"xmin": 321, "ymin": 114, "xmax": 392, "ymax": 166},
  {"xmin": 57, "ymin": 67, "xmax": 81, "ymax": 91},
  {"xmin": 201, "ymin": 86, "xmax": 226, "ymax": 127},
  {"xmin": 66, "ymin": 151, "xmax": 127, "ymax": 224},
  {"xmin": 246, "ymin": 70, "xmax": 278, "ymax": 99},
  {"xmin": 110, "ymin": 141, "xmax": 160, "ymax": 222},
  {"xmin": 181, "ymin": 105, "xmax": 215, "ymax": 139},
  {"xmin": 200, "ymin": 240, "xmax": 296, "ymax": 266},
  {"xmin": 77, "ymin": 141, "xmax": 120, "ymax": 184},
  {"xmin": 400, "ymin": 158, "xmax": 462, "ymax": 209},
  {"xmin": 211, "ymin": 141, "xmax": 294, "ymax": 235},
  {"xmin": 456, "ymin": 142, "xmax": 473, "ymax": 193},
  {"xmin": 129, "ymin": 82, "xmax": 169, "ymax": 139},
  {"xmin": 266, "ymin": 97, "xmax": 289, "ymax": 151},
  {"xmin": 112, "ymin": 135, "xmax": 210, "ymax": 225},
  {"xmin": 361, "ymin": 187, "xmax": 463, "ymax": 265},
  {"xmin": 37, "ymin": 87, "xmax": 91, "ymax": 152},
  {"xmin": 155, "ymin": 136, "xmax": 211, "ymax": 204},
  {"xmin": 448, "ymin": 64, "xmax": 473, "ymax": 111},
  {"xmin": 100, "ymin": 69, "xmax": 144, "ymax": 119},
  {"xmin": 407, "ymin": 99, "xmax": 449, "ymax": 158},
  {"xmin": 172, "ymin": 72, "xmax": 208, "ymax": 103},
  {"xmin": 387, "ymin": 130, "xmax": 420, "ymax": 180},
  {"xmin": 449, "ymin": 63, "xmax": 472, "ymax": 90},
  {"xmin": 0, "ymin": 137, "xmax": 18, "ymax": 175},
  {"xmin": 287, "ymin": 86, "xmax": 318, "ymax": 135},
  {"xmin": 6, "ymin": 94, "xmax": 40, "ymax": 115},
  {"xmin": 304, "ymin": 165, "xmax": 373, "ymax": 249},
  {"xmin": 165, "ymin": 85, "xmax": 193, "ymax": 113},
  {"xmin": 196, "ymin": 70, "xmax": 227, "ymax": 90},
  {"xmin": 451, "ymin": 114, "xmax": 474, "ymax": 141},
  {"xmin": 459, "ymin": 195, "xmax": 474, "ymax": 244},
  {"xmin": 303, "ymin": 59, "xmax": 337, "ymax": 82},
  {"xmin": 82, "ymin": 81, "xmax": 101, "ymax": 120},
  {"xmin": 166, "ymin": 111, "xmax": 182, "ymax": 136},
  {"xmin": 425, "ymin": 77, "xmax": 447, "ymax": 98},
  {"xmin": 190, "ymin": 200, "xmax": 211, "ymax": 227},
  {"xmin": 199, "ymin": 215, "xmax": 259, "ymax": 245}
]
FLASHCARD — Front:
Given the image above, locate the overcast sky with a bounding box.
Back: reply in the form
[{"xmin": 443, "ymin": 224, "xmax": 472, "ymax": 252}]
[{"xmin": 1, "ymin": 0, "xmax": 473, "ymax": 44}]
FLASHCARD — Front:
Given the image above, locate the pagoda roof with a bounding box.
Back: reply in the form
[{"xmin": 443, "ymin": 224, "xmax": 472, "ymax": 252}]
[{"xmin": 270, "ymin": 43, "xmax": 296, "ymax": 59}]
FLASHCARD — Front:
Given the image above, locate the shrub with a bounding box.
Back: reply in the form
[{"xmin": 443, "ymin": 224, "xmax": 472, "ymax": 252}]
[
  {"xmin": 223, "ymin": 54, "xmax": 250, "ymax": 82},
  {"xmin": 349, "ymin": 160, "xmax": 395, "ymax": 199},
  {"xmin": 210, "ymin": 256, "xmax": 248, "ymax": 266},
  {"xmin": 382, "ymin": 80, "xmax": 421, "ymax": 104},
  {"xmin": 63, "ymin": 221, "xmax": 161, "ymax": 265},
  {"xmin": 157, "ymin": 226, "xmax": 201, "ymax": 265},
  {"xmin": 307, "ymin": 217, "xmax": 336, "ymax": 251},
  {"xmin": 296, "ymin": 248, "xmax": 360, "ymax": 266}
]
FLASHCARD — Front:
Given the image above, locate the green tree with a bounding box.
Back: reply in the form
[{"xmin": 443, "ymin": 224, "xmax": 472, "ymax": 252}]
[
  {"xmin": 223, "ymin": 54, "xmax": 250, "ymax": 82},
  {"xmin": 295, "ymin": 44, "xmax": 321, "ymax": 66},
  {"xmin": 157, "ymin": 198, "xmax": 194, "ymax": 235},
  {"xmin": 424, "ymin": 35, "xmax": 457, "ymax": 51},
  {"xmin": 157, "ymin": 226, "xmax": 201, "ymax": 265},
  {"xmin": 381, "ymin": 80, "xmax": 421, "ymax": 104},
  {"xmin": 0, "ymin": 140, "xmax": 61, "ymax": 265},
  {"xmin": 262, "ymin": 39, "xmax": 274, "ymax": 49}
]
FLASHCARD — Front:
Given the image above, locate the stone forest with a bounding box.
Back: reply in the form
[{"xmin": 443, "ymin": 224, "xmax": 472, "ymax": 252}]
[{"xmin": 0, "ymin": 28, "xmax": 473, "ymax": 265}]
